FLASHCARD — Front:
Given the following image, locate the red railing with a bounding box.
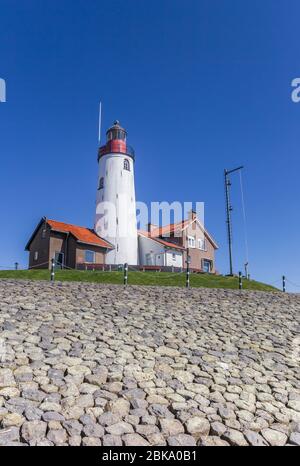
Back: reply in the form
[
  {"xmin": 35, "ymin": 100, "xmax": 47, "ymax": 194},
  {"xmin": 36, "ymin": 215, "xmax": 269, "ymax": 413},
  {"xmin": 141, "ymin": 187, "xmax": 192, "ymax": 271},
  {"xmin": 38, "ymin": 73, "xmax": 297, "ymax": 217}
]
[{"xmin": 98, "ymin": 141, "xmax": 135, "ymax": 161}]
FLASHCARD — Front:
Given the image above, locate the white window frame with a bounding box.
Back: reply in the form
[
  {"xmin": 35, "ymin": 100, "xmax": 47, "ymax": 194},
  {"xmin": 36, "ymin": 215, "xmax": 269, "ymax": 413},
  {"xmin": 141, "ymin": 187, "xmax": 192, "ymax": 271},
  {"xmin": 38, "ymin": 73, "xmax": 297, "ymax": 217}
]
[
  {"xmin": 198, "ymin": 238, "xmax": 206, "ymax": 250},
  {"xmin": 188, "ymin": 235, "xmax": 196, "ymax": 248},
  {"xmin": 34, "ymin": 251, "xmax": 38, "ymax": 261},
  {"xmin": 85, "ymin": 250, "xmax": 95, "ymax": 263}
]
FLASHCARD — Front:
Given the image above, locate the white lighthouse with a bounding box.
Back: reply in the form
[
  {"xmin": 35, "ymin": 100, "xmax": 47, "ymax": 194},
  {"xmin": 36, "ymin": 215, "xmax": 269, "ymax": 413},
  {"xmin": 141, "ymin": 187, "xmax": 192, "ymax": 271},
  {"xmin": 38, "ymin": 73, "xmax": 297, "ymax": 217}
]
[{"xmin": 95, "ymin": 121, "xmax": 138, "ymax": 265}]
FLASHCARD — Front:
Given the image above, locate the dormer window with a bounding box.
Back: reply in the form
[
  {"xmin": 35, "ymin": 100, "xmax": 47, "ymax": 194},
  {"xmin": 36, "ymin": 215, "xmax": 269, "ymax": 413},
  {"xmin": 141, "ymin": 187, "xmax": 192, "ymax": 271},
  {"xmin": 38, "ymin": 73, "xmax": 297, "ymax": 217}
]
[
  {"xmin": 124, "ymin": 159, "xmax": 130, "ymax": 171},
  {"xmin": 98, "ymin": 177, "xmax": 104, "ymax": 189}
]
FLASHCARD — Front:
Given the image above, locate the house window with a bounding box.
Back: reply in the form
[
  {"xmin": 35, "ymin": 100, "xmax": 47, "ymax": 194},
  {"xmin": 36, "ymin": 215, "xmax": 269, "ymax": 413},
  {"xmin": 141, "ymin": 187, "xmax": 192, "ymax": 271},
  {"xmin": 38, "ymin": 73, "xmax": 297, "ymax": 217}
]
[
  {"xmin": 198, "ymin": 238, "xmax": 206, "ymax": 250},
  {"xmin": 172, "ymin": 253, "xmax": 176, "ymax": 260},
  {"xmin": 98, "ymin": 177, "xmax": 104, "ymax": 190},
  {"xmin": 85, "ymin": 250, "xmax": 95, "ymax": 263},
  {"xmin": 42, "ymin": 229, "xmax": 46, "ymax": 239},
  {"xmin": 188, "ymin": 236, "xmax": 196, "ymax": 248},
  {"xmin": 124, "ymin": 159, "xmax": 130, "ymax": 171},
  {"xmin": 34, "ymin": 251, "xmax": 38, "ymax": 261}
]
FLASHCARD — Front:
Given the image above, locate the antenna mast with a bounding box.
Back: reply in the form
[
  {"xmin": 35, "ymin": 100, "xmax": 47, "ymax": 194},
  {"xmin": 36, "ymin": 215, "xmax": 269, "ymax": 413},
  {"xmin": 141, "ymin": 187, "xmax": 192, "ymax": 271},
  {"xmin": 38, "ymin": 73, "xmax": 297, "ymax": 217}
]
[{"xmin": 224, "ymin": 166, "xmax": 244, "ymax": 275}]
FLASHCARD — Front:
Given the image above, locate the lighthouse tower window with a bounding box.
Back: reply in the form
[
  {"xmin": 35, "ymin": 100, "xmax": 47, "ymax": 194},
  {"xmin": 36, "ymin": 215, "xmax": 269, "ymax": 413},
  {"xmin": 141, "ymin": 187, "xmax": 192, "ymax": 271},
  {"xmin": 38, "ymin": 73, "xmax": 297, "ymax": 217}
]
[
  {"xmin": 98, "ymin": 177, "xmax": 104, "ymax": 190},
  {"xmin": 124, "ymin": 159, "xmax": 130, "ymax": 171}
]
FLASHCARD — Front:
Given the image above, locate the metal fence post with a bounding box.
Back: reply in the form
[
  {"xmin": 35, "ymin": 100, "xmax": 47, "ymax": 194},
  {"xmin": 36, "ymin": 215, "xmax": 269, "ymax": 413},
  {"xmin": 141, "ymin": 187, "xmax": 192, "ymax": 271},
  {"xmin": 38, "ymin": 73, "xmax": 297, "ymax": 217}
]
[
  {"xmin": 282, "ymin": 275, "xmax": 286, "ymax": 292},
  {"xmin": 239, "ymin": 271, "xmax": 242, "ymax": 290},
  {"xmin": 186, "ymin": 249, "xmax": 191, "ymax": 288},
  {"xmin": 186, "ymin": 267, "xmax": 190, "ymax": 288},
  {"xmin": 50, "ymin": 258, "xmax": 55, "ymax": 282},
  {"xmin": 124, "ymin": 263, "xmax": 128, "ymax": 286}
]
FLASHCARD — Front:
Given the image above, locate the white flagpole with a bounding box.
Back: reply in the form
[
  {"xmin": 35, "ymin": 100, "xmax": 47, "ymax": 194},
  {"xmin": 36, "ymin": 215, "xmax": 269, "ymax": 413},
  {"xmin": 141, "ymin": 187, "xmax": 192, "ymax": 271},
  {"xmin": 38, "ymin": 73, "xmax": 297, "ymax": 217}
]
[{"xmin": 98, "ymin": 101, "xmax": 102, "ymax": 145}]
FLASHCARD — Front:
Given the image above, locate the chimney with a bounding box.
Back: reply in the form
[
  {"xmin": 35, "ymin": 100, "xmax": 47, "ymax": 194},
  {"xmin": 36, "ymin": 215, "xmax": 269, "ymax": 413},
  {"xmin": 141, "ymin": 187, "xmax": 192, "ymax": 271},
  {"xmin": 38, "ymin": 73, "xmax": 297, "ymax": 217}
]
[
  {"xmin": 147, "ymin": 223, "xmax": 158, "ymax": 235},
  {"xmin": 188, "ymin": 210, "xmax": 197, "ymax": 220}
]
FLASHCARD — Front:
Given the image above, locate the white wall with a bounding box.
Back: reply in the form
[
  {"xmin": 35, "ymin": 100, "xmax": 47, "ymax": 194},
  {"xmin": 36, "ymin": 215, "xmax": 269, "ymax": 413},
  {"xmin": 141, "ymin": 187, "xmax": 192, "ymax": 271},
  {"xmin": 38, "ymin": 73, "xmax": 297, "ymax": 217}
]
[
  {"xmin": 138, "ymin": 235, "xmax": 164, "ymax": 265},
  {"xmin": 138, "ymin": 235, "xmax": 183, "ymax": 267},
  {"xmin": 95, "ymin": 153, "xmax": 138, "ymax": 265},
  {"xmin": 165, "ymin": 250, "xmax": 182, "ymax": 267}
]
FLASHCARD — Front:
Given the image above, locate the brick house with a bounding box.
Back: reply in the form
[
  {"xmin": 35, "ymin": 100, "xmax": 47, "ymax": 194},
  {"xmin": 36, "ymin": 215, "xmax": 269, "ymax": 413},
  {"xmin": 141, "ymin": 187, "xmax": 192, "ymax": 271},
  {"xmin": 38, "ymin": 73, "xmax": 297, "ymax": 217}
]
[
  {"xmin": 140, "ymin": 210, "xmax": 218, "ymax": 273},
  {"xmin": 25, "ymin": 217, "xmax": 113, "ymax": 269}
]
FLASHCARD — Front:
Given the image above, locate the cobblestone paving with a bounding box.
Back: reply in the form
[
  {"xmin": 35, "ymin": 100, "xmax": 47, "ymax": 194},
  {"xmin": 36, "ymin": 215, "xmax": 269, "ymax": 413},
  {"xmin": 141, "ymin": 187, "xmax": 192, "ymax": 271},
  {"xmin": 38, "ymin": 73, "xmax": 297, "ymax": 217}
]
[{"xmin": 0, "ymin": 279, "xmax": 299, "ymax": 446}]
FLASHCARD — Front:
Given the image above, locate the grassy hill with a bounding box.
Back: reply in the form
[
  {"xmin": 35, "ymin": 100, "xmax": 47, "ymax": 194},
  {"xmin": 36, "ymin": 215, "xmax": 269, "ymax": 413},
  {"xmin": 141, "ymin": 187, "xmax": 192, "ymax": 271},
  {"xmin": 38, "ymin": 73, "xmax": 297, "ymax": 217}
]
[{"xmin": 0, "ymin": 269, "xmax": 278, "ymax": 291}]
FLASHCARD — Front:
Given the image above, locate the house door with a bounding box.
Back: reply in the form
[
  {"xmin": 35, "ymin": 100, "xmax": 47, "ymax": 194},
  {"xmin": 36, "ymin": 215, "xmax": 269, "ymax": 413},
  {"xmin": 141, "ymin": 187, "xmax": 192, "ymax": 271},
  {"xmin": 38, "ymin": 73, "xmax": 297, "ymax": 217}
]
[
  {"xmin": 155, "ymin": 254, "xmax": 164, "ymax": 266},
  {"xmin": 146, "ymin": 253, "xmax": 154, "ymax": 265},
  {"xmin": 54, "ymin": 252, "xmax": 64, "ymax": 269},
  {"xmin": 202, "ymin": 259, "xmax": 211, "ymax": 273}
]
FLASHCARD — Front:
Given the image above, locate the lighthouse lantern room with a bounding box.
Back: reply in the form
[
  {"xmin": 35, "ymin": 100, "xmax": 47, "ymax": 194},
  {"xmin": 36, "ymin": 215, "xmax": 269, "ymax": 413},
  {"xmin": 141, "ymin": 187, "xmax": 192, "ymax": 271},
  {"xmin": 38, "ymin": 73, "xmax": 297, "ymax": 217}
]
[{"xmin": 95, "ymin": 121, "xmax": 138, "ymax": 265}]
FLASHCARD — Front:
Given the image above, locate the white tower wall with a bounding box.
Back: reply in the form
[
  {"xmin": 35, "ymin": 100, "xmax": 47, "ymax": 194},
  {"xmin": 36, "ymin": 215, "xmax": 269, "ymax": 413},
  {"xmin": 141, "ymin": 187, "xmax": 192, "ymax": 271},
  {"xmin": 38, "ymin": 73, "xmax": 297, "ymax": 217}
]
[{"xmin": 95, "ymin": 152, "xmax": 138, "ymax": 265}]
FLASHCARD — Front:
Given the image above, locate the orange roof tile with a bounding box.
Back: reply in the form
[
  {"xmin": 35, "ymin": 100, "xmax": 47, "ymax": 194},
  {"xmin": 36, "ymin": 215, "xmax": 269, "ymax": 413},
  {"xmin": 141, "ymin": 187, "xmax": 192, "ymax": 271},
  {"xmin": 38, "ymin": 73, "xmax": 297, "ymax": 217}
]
[
  {"xmin": 150, "ymin": 220, "xmax": 190, "ymax": 237},
  {"xmin": 47, "ymin": 219, "xmax": 113, "ymax": 249},
  {"xmin": 141, "ymin": 217, "xmax": 218, "ymax": 249}
]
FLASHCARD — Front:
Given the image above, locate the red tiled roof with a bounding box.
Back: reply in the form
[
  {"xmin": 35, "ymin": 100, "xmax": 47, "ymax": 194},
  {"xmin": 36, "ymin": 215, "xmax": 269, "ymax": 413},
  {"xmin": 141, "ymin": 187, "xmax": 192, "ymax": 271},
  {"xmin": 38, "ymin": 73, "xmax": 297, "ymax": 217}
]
[
  {"xmin": 141, "ymin": 217, "xmax": 218, "ymax": 250},
  {"xmin": 141, "ymin": 218, "xmax": 218, "ymax": 249},
  {"xmin": 138, "ymin": 230, "xmax": 185, "ymax": 250},
  {"xmin": 47, "ymin": 219, "xmax": 113, "ymax": 249},
  {"xmin": 150, "ymin": 220, "xmax": 190, "ymax": 237}
]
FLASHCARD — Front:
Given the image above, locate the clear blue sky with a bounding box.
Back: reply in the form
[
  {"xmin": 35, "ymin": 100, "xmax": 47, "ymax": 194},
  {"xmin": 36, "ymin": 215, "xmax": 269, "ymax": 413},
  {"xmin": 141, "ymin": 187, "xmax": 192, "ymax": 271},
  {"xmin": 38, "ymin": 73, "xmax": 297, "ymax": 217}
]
[{"xmin": 0, "ymin": 0, "xmax": 299, "ymax": 291}]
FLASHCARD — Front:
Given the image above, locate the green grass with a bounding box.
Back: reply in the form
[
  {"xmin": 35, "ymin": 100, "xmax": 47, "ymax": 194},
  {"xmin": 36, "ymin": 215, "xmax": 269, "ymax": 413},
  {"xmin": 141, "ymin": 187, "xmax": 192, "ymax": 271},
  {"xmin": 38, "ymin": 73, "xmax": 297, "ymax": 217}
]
[{"xmin": 0, "ymin": 269, "xmax": 278, "ymax": 291}]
